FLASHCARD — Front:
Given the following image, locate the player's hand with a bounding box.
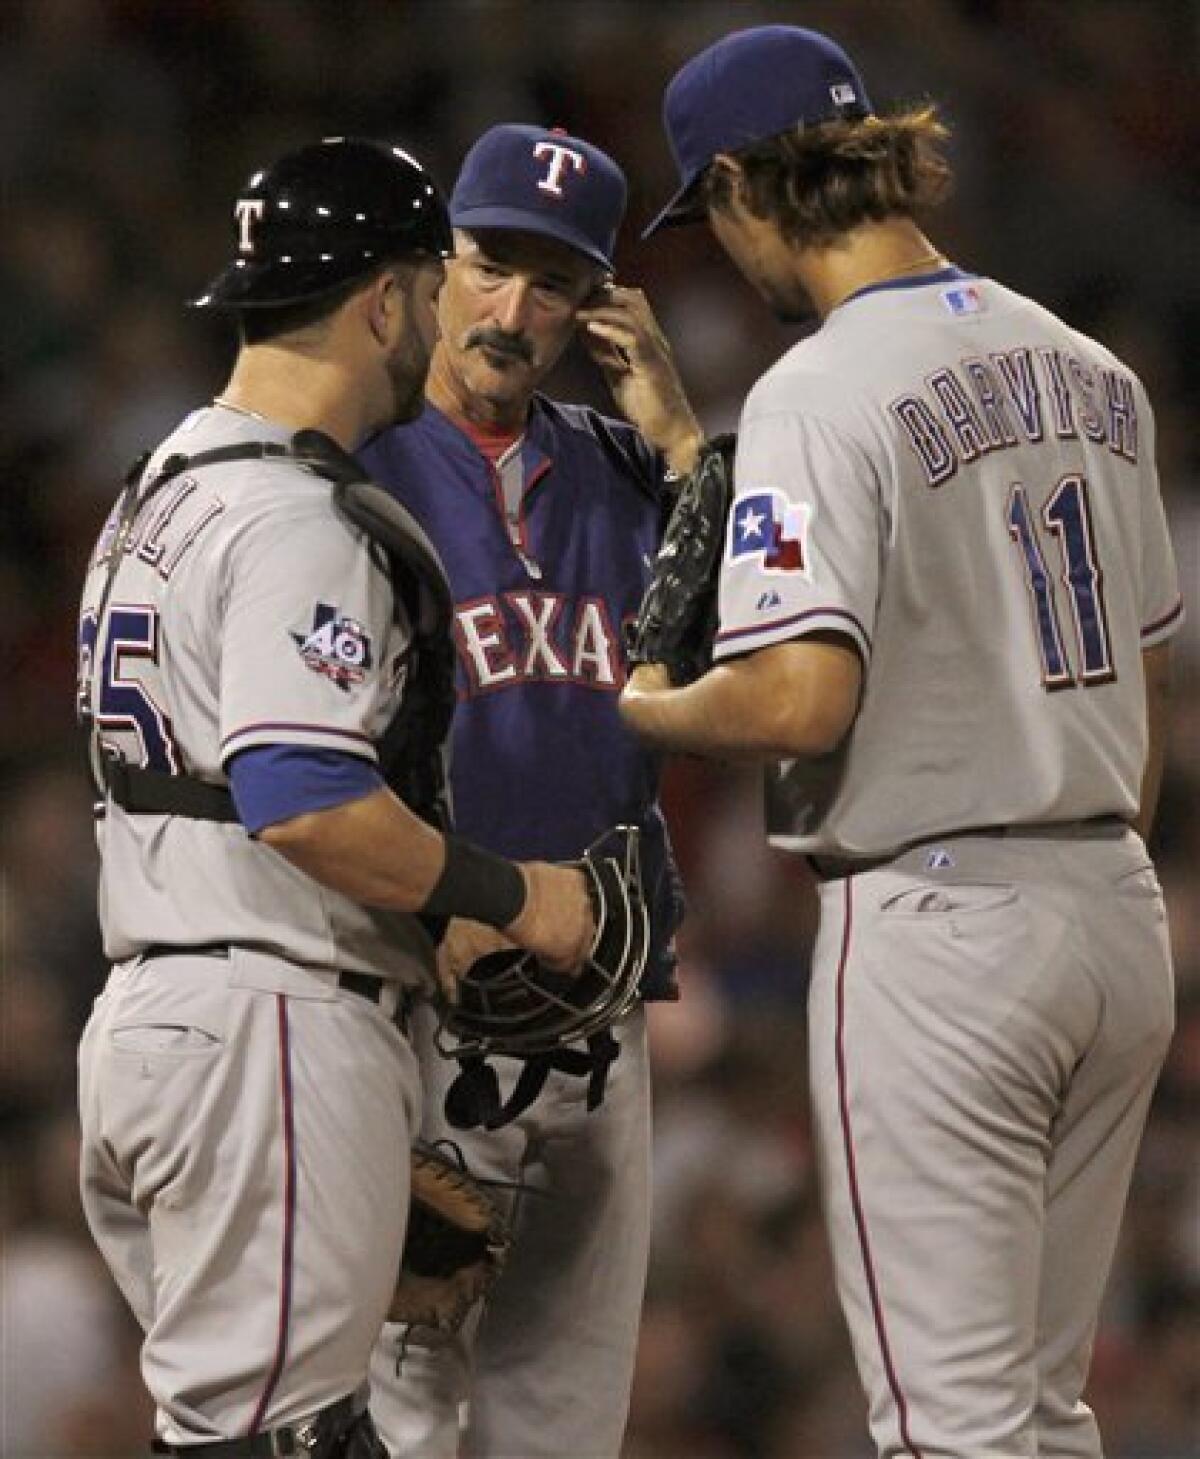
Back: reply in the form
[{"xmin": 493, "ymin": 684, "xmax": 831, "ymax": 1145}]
[
  {"xmin": 625, "ymin": 663, "xmax": 673, "ymax": 696},
  {"xmin": 435, "ymin": 918, "xmax": 516, "ymax": 1003},
  {"xmin": 577, "ymin": 284, "xmax": 702, "ymax": 474},
  {"xmin": 505, "ymin": 862, "xmax": 595, "ymax": 973}
]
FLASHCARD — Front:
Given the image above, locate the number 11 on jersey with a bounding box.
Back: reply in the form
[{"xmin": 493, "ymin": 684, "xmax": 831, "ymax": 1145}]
[{"xmin": 1006, "ymin": 474, "xmax": 1116, "ymax": 691}]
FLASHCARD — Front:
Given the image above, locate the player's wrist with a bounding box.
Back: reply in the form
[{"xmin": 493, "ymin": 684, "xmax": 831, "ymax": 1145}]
[
  {"xmin": 661, "ymin": 422, "xmax": 704, "ymax": 477},
  {"xmin": 664, "ymin": 429, "xmax": 735, "ymax": 486},
  {"xmin": 625, "ymin": 662, "xmax": 673, "ymax": 694},
  {"xmin": 423, "ymin": 835, "xmax": 527, "ymax": 929}
]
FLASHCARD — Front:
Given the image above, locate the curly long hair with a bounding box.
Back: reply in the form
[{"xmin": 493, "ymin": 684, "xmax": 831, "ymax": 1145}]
[{"xmin": 699, "ymin": 105, "xmax": 953, "ymax": 248}]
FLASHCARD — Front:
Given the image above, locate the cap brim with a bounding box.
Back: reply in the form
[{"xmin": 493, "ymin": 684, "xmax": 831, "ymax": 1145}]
[
  {"xmin": 452, "ymin": 206, "xmax": 614, "ymax": 272},
  {"xmin": 640, "ymin": 177, "xmax": 706, "ymax": 240}
]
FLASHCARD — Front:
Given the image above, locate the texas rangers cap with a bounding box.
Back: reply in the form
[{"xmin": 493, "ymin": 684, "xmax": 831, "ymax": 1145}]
[
  {"xmin": 642, "ymin": 25, "xmax": 872, "ymax": 238},
  {"xmin": 450, "ymin": 124, "xmax": 627, "ymax": 272}
]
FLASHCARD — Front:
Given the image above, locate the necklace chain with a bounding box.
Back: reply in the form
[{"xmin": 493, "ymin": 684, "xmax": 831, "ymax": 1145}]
[
  {"xmin": 832, "ymin": 251, "xmax": 949, "ymax": 312},
  {"xmin": 879, "ymin": 249, "xmax": 947, "ymax": 281},
  {"xmin": 212, "ymin": 395, "xmax": 270, "ymax": 424}
]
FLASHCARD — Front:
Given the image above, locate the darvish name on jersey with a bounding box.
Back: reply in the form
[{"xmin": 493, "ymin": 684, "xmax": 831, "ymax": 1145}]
[
  {"xmin": 890, "ymin": 344, "xmax": 1139, "ymax": 487},
  {"xmin": 453, "ymin": 590, "xmax": 624, "ymax": 694}
]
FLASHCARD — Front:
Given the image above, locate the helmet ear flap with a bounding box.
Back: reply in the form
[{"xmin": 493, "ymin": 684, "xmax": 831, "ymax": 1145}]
[{"xmin": 434, "ymin": 826, "xmax": 649, "ymax": 1059}]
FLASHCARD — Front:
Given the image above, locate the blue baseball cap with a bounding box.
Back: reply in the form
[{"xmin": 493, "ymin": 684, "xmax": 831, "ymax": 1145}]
[
  {"xmin": 450, "ymin": 124, "xmax": 627, "ymax": 272},
  {"xmin": 643, "ymin": 25, "xmax": 872, "ymax": 238}
]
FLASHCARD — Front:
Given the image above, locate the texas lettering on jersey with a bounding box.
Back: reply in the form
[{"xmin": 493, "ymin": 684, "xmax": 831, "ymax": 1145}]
[{"xmin": 453, "ymin": 590, "xmax": 624, "ymax": 694}]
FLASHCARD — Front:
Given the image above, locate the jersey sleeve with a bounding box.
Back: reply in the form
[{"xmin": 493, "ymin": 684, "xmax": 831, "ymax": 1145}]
[
  {"xmin": 1135, "ymin": 392, "xmax": 1185, "ymax": 647},
  {"xmin": 217, "ymin": 496, "xmax": 409, "ymax": 765},
  {"xmin": 712, "ymin": 406, "xmax": 880, "ymax": 663}
]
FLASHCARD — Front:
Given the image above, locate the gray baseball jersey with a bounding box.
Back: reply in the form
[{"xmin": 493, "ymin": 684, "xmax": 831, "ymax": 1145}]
[
  {"xmin": 78, "ymin": 402, "xmax": 433, "ymax": 983},
  {"xmin": 712, "ymin": 275, "xmax": 1182, "ymax": 857},
  {"xmin": 77, "ymin": 401, "xmax": 432, "ymax": 1443},
  {"xmin": 711, "ymin": 271, "xmax": 1179, "ymax": 1457}
]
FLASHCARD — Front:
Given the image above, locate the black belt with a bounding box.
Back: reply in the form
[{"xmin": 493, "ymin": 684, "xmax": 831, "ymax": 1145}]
[
  {"xmin": 808, "ymin": 815, "xmax": 1130, "ymax": 883},
  {"xmin": 138, "ymin": 944, "xmax": 412, "ymax": 1027},
  {"xmin": 151, "ymin": 1392, "xmax": 357, "ymax": 1457}
]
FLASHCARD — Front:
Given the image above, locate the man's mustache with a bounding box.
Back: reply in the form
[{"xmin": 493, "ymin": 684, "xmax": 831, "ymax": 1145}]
[{"xmin": 465, "ymin": 326, "xmax": 535, "ymax": 364}]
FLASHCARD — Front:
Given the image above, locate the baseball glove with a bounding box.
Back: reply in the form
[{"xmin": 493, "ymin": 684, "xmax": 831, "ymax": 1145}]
[
  {"xmin": 389, "ymin": 1141, "xmax": 511, "ymax": 1332},
  {"xmin": 626, "ymin": 434, "xmax": 736, "ymax": 685}
]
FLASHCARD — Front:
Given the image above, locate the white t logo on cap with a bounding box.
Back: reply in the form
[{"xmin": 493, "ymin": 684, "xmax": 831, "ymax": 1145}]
[
  {"xmin": 235, "ymin": 199, "xmax": 266, "ymax": 254},
  {"xmin": 533, "ymin": 141, "xmax": 586, "ymax": 197}
]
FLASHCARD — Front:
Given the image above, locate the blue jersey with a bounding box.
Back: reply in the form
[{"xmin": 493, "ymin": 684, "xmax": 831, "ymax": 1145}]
[{"xmin": 361, "ymin": 397, "xmax": 683, "ymax": 998}]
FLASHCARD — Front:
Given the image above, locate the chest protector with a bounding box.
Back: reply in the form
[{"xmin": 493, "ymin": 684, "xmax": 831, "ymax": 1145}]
[{"xmin": 82, "ymin": 428, "xmax": 455, "ymax": 832}]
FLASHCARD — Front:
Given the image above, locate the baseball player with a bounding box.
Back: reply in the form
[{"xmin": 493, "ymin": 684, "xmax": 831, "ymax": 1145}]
[
  {"xmin": 358, "ymin": 124, "xmax": 701, "ymax": 1458},
  {"xmin": 74, "ymin": 138, "xmax": 596, "ymax": 1458},
  {"xmin": 621, "ymin": 26, "xmax": 1182, "ymax": 1459}
]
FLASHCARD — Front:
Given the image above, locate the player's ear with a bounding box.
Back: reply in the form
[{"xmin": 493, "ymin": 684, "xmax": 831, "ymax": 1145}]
[{"xmin": 363, "ymin": 264, "xmax": 406, "ymax": 346}]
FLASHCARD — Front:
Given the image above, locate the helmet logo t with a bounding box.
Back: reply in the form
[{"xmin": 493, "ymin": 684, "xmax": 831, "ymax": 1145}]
[
  {"xmin": 235, "ymin": 199, "xmax": 266, "ymax": 255},
  {"xmin": 533, "ymin": 141, "xmax": 586, "ymax": 197}
]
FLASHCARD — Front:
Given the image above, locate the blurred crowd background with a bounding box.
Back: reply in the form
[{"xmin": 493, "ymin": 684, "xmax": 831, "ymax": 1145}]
[{"xmin": 1, "ymin": 2, "xmax": 1197, "ymax": 1456}]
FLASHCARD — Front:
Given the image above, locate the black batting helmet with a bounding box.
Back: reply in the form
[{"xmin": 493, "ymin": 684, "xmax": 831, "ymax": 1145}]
[{"xmin": 191, "ymin": 137, "xmax": 453, "ymax": 310}]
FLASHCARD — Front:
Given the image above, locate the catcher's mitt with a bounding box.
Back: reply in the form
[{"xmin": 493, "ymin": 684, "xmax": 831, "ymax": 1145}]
[
  {"xmin": 626, "ymin": 434, "xmax": 736, "ymax": 685},
  {"xmin": 390, "ymin": 1141, "xmax": 511, "ymax": 1332}
]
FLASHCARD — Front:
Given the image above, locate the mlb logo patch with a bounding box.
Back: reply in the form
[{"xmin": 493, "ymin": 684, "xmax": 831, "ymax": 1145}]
[
  {"xmin": 830, "ymin": 82, "xmax": 858, "ymax": 106},
  {"xmin": 292, "ymin": 602, "xmax": 373, "ymax": 692},
  {"xmin": 926, "ymin": 847, "xmax": 955, "ymax": 871},
  {"xmin": 730, "ymin": 490, "xmax": 811, "ymax": 575},
  {"xmin": 941, "ymin": 283, "xmax": 984, "ymax": 317}
]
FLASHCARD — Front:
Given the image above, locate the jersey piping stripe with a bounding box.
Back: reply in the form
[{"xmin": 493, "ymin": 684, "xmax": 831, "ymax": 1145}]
[
  {"xmin": 834, "ymin": 880, "xmax": 924, "ymax": 1459},
  {"xmin": 1141, "ymin": 597, "xmax": 1184, "ymax": 639},
  {"xmin": 221, "ymin": 722, "xmax": 375, "ymax": 751},
  {"xmin": 248, "ymin": 995, "xmax": 298, "ymax": 1435},
  {"xmin": 715, "ymin": 606, "xmax": 871, "ymax": 651}
]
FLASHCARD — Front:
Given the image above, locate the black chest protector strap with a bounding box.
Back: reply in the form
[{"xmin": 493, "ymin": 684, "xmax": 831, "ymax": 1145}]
[{"xmin": 94, "ymin": 430, "xmax": 455, "ymax": 829}]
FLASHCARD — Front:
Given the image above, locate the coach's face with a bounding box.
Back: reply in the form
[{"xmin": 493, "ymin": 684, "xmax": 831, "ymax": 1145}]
[{"xmin": 432, "ymin": 228, "xmax": 599, "ymax": 425}]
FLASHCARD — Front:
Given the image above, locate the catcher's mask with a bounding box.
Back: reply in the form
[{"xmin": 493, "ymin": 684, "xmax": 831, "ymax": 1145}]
[{"xmin": 436, "ymin": 825, "xmax": 649, "ymax": 1129}]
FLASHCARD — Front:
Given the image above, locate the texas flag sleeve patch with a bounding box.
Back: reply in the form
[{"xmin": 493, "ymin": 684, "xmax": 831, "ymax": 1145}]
[{"xmin": 730, "ymin": 490, "xmax": 811, "ymax": 574}]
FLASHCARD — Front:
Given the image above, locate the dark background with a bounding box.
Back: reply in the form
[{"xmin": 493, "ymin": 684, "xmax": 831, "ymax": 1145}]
[{"xmin": 1, "ymin": 2, "xmax": 1196, "ymax": 1455}]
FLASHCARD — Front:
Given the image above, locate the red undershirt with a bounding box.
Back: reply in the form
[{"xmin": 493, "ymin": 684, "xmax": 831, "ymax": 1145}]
[{"xmin": 456, "ymin": 414, "xmax": 522, "ymax": 464}]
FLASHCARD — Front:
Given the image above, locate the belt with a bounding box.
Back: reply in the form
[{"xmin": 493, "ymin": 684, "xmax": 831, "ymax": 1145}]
[
  {"xmin": 808, "ymin": 815, "xmax": 1130, "ymax": 883},
  {"xmin": 138, "ymin": 944, "xmax": 413, "ymax": 1028},
  {"xmin": 151, "ymin": 1392, "xmax": 357, "ymax": 1456}
]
